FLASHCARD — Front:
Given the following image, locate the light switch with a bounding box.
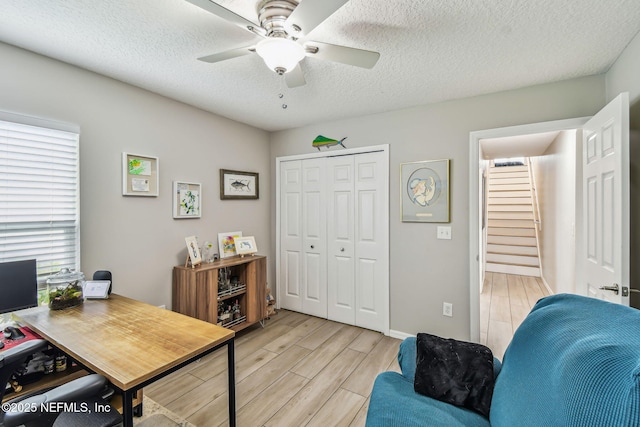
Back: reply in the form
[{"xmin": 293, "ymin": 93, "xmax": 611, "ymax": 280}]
[{"xmin": 437, "ymin": 226, "xmax": 452, "ymax": 240}]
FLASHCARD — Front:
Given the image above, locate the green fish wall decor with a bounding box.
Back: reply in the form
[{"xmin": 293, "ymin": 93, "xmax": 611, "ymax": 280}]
[{"xmin": 312, "ymin": 135, "xmax": 347, "ymax": 151}]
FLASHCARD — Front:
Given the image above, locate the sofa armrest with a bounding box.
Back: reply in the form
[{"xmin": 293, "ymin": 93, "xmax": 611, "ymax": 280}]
[
  {"xmin": 367, "ymin": 372, "xmax": 491, "ymax": 427},
  {"xmin": 397, "ymin": 336, "xmax": 502, "ymax": 382},
  {"xmin": 397, "ymin": 337, "xmax": 418, "ymax": 382},
  {"xmin": 492, "ymin": 355, "xmax": 502, "ymax": 377}
]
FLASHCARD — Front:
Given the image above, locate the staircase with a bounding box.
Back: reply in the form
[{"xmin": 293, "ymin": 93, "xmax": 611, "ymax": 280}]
[{"xmin": 485, "ymin": 161, "xmax": 541, "ymax": 277}]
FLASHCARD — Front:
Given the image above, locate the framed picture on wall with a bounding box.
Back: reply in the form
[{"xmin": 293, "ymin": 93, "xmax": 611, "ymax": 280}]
[
  {"xmin": 400, "ymin": 159, "xmax": 450, "ymax": 223},
  {"xmin": 220, "ymin": 169, "xmax": 259, "ymax": 199},
  {"xmin": 173, "ymin": 181, "xmax": 201, "ymax": 219},
  {"xmin": 122, "ymin": 152, "xmax": 159, "ymax": 196}
]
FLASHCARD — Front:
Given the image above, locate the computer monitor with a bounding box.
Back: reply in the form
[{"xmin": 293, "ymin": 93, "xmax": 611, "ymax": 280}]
[{"xmin": 0, "ymin": 259, "xmax": 38, "ymax": 314}]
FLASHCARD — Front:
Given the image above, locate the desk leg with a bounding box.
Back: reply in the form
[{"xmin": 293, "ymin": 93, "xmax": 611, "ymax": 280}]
[
  {"xmin": 228, "ymin": 338, "xmax": 236, "ymax": 427},
  {"xmin": 122, "ymin": 390, "xmax": 134, "ymax": 427}
]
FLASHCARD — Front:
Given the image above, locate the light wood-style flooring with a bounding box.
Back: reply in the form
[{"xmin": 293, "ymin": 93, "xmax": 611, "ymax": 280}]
[
  {"xmin": 144, "ymin": 310, "xmax": 401, "ymax": 427},
  {"xmin": 144, "ymin": 274, "xmax": 549, "ymax": 426},
  {"xmin": 479, "ymin": 272, "xmax": 551, "ymax": 360}
]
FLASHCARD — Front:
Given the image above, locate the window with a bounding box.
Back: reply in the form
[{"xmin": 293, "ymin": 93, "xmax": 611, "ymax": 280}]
[
  {"xmin": 0, "ymin": 112, "xmax": 80, "ymax": 286},
  {"xmin": 494, "ymin": 157, "xmax": 525, "ymax": 167}
]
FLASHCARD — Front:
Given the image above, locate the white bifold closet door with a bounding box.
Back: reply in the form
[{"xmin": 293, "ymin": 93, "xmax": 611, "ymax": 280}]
[
  {"xmin": 301, "ymin": 158, "xmax": 327, "ymax": 317},
  {"xmin": 279, "ymin": 158, "xmax": 327, "ymax": 318},
  {"xmin": 327, "ymin": 152, "xmax": 387, "ymax": 332},
  {"xmin": 279, "ymin": 149, "xmax": 388, "ymax": 333},
  {"xmin": 279, "ymin": 159, "xmax": 302, "ymax": 312}
]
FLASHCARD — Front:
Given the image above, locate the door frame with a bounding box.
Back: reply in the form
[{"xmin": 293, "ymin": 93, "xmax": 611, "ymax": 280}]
[
  {"xmin": 468, "ymin": 118, "xmax": 588, "ymax": 342},
  {"xmin": 275, "ymin": 144, "xmax": 390, "ymax": 334}
]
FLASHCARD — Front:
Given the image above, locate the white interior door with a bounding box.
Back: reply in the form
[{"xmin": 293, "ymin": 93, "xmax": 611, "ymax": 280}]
[
  {"xmin": 301, "ymin": 158, "xmax": 327, "ymax": 317},
  {"xmin": 580, "ymin": 92, "xmax": 630, "ymax": 305},
  {"xmin": 279, "ymin": 160, "xmax": 302, "ymax": 311},
  {"xmin": 327, "ymin": 155, "xmax": 356, "ymax": 324},
  {"xmin": 354, "ymin": 151, "xmax": 388, "ymax": 331}
]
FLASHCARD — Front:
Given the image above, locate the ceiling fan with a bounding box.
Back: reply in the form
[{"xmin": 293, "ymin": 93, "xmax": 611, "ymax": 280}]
[{"xmin": 186, "ymin": 0, "xmax": 380, "ymax": 88}]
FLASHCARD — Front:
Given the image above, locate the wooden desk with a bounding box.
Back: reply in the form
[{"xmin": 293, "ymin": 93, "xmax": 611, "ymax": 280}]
[{"xmin": 15, "ymin": 294, "xmax": 236, "ymax": 427}]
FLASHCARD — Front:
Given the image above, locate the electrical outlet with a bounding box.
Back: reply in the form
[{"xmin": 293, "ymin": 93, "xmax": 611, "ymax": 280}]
[
  {"xmin": 443, "ymin": 302, "xmax": 453, "ymax": 317},
  {"xmin": 437, "ymin": 226, "xmax": 452, "ymax": 240}
]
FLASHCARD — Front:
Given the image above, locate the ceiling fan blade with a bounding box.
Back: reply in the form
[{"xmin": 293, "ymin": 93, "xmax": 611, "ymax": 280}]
[
  {"xmin": 185, "ymin": 0, "xmax": 265, "ymax": 37},
  {"xmin": 285, "ymin": 64, "xmax": 306, "ymax": 88},
  {"xmin": 304, "ymin": 41, "xmax": 380, "ymax": 69},
  {"xmin": 285, "ymin": 0, "xmax": 349, "ymax": 37},
  {"xmin": 197, "ymin": 45, "xmax": 255, "ymax": 63}
]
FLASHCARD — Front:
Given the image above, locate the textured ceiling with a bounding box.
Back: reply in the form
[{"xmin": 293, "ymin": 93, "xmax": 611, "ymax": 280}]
[{"xmin": 1, "ymin": 0, "xmax": 639, "ymax": 132}]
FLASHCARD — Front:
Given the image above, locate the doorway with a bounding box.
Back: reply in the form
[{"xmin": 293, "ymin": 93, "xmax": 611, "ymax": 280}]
[
  {"xmin": 480, "ymin": 131, "xmax": 579, "ymax": 354},
  {"xmin": 471, "ymin": 93, "xmax": 633, "ymax": 345},
  {"xmin": 468, "ymin": 118, "xmax": 588, "ymax": 342}
]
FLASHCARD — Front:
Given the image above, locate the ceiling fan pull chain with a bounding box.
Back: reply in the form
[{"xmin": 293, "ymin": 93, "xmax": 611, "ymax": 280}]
[{"xmin": 278, "ymin": 77, "xmax": 288, "ymax": 110}]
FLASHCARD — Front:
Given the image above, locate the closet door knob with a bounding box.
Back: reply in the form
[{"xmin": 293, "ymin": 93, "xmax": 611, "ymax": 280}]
[
  {"xmin": 340, "ymin": 248, "xmax": 345, "ymax": 252},
  {"xmin": 310, "ymin": 245, "xmax": 314, "ymax": 249}
]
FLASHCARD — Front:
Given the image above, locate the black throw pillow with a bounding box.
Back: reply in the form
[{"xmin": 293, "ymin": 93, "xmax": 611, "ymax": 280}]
[{"xmin": 414, "ymin": 333, "xmax": 495, "ymax": 417}]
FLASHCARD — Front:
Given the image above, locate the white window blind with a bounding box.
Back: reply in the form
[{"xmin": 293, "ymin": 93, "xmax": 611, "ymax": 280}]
[{"xmin": 0, "ymin": 115, "xmax": 80, "ymax": 283}]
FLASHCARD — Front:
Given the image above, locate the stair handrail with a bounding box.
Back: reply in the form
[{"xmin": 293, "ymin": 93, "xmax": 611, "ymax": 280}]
[{"xmin": 528, "ymin": 158, "xmax": 542, "ymax": 231}]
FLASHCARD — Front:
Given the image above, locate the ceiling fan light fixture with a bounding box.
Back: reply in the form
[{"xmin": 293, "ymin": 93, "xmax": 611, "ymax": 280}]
[{"xmin": 255, "ymin": 38, "xmax": 305, "ymax": 74}]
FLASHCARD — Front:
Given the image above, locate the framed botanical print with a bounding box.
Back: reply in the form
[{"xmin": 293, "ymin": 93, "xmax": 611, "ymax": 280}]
[
  {"xmin": 122, "ymin": 152, "xmax": 159, "ymax": 196},
  {"xmin": 173, "ymin": 181, "xmax": 201, "ymax": 219}
]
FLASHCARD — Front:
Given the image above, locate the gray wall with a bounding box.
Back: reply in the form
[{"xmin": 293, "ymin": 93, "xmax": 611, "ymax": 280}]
[
  {"xmin": 0, "ymin": 42, "xmax": 271, "ymax": 308},
  {"xmin": 631, "ymin": 125, "xmax": 640, "ymax": 308},
  {"xmin": 270, "ymin": 76, "xmax": 606, "ymax": 339},
  {"xmin": 606, "ymin": 29, "xmax": 640, "ymax": 104},
  {"xmin": 607, "ymin": 29, "xmax": 640, "ymax": 308},
  {"xmin": 532, "ymin": 131, "xmax": 577, "ymax": 294}
]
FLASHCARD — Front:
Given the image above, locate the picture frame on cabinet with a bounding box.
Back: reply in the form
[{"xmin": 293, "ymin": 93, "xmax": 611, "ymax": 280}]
[
  {"xmin": 400, "ymin": 159, "xmax": 450, "ymax": 223},
  {"xmin": 122, "ymin": 152, "xmax": 159, "ymax": 196},
  {"xmin": 173, "ymin": 181, "xmax": 201, "ymax": 219},
  {"xmin": 220, "ymin": 169, "xmax": 259, "ymax": 199},
  {"xmin": 184, "ymin": 235, "xmax": 202, "ymax": 267},
  {"xmin": 234, "ymin": 236, "xmax": 258, "ymax": 256},
  {"xmin": 218, "ymin": 231, "xmax": 243, "ymax": 258}
]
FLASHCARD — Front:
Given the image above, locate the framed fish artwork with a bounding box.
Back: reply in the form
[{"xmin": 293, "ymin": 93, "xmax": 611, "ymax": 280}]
[{"xmin": 220, "ymin": 169, "xmax": 259, "ymax": 200}]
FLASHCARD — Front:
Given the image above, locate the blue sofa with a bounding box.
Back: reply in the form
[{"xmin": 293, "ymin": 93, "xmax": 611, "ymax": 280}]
[{"xmin": 366, "ymin": 294, "xmax": 640, "ymax": 426}]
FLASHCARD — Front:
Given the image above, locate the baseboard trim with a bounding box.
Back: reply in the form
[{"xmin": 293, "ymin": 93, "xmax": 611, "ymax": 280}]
[
  {"xmin": 539, "ymin": 274, "xmax": 553, "ymax": 295},
  {"xmin": 389, "ymin": 330, "xmax": 413, "ymax": 340}
]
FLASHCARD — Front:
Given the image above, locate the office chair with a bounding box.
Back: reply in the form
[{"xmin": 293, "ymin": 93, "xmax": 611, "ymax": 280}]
[{"xmin": 0, "ymin": 339, "xmax": 122, "ymax": 427}]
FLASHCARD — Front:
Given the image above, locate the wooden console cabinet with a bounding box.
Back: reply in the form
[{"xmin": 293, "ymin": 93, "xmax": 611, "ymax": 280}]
[{"xmin": 172, "ymin": 255, "xmax": 266, "ymax": 332}]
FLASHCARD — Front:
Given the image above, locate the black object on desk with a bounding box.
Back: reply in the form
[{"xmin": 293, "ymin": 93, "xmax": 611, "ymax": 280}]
[
  {"xmin": 3, "ymin": 326, "xmax": 25, "ymax": 340},
  {"xmin": 93, "ymin": 270, "xmax": 112, "ymax": 294}
]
